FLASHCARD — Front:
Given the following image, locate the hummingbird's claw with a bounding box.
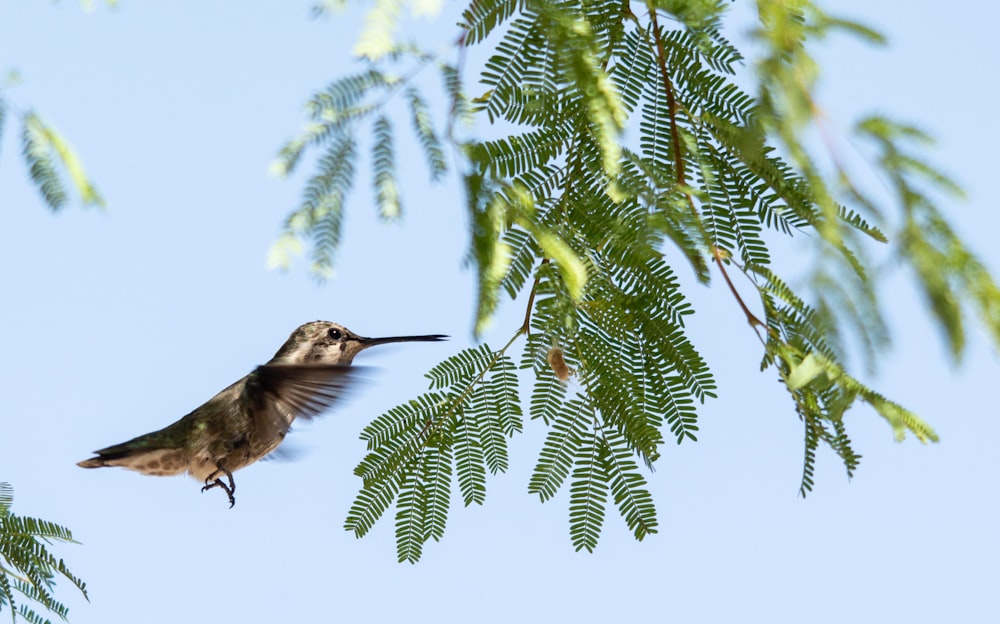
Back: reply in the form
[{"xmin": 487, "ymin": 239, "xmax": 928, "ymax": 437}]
[
  {"xmin": 201, "ymin": 478, "xmax": 237, "ymax": 508},
  {"xmin": 202, "ymin": 463, "xmax": 237, "ymax": 508}
]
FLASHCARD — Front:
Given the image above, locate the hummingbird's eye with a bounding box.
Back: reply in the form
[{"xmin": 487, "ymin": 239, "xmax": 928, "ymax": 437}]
[{"xmin": 327, "ymin": 328, "xmax": 343, "ymax": 341}]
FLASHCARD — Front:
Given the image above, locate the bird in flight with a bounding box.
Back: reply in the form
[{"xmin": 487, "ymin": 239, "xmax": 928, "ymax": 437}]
[{"xmin": 77, "ymin": 321, "xmax": 446, "ymax": 507}]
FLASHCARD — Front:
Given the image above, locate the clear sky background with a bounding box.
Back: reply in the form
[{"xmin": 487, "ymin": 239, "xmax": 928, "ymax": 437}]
[{"xmin": 1, "ymin": 2, "xmax": 997, "ymax": 623}]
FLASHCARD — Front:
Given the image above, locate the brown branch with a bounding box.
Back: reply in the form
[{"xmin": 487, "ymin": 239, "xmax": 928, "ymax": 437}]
[
  {"xmin": 648, "ymin": 5, "xmax": 770, "ymax": 339},
  {"xmin": 647, "ymin": 8, "xmax": 689, "ymax": 196},
  {"xmin": 520, "ymin": 258, "xmax": 549, "ymax": 335},
  {"xmin": 713, "ymin": 249, "xmax": 769, "ymax": 339}
]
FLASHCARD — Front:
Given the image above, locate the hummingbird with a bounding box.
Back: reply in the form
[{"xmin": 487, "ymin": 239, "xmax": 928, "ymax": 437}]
[{"xmin": 77, "ymin": 321, "xmax": 446, "ymax": 507}]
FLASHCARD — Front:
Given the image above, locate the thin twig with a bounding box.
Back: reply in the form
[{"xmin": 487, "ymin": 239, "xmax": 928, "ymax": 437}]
[
  {"xmin": 647, "ymin": 5, "xmax": 769, "ymax": 339},
  {"xmin": 520, "ymin": 258, "xmax": 549, "ymax": 335},
  {"xmin": 647, "ymin": 9, "xmax": 689, "ymax": 201},
  {"xmin": 712, "ymin": 248, "xmax": 769, "ymax": 342}
]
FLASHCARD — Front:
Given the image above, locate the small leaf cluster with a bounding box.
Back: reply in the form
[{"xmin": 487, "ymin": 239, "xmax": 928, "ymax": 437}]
[
  {"xmin": 271, "ymin": 56, "xmax": 452, "ymax": 278},
  {"xmin": 0, "ymin": 92, "xmax": 104, "ymax": 212},
  {"xmin": 345, "ymin": 345, "xmax": 522, "ymax": 563},
  {"xmin": 0, "ymin": 483, "xmax": 87, "ymax": 624}
]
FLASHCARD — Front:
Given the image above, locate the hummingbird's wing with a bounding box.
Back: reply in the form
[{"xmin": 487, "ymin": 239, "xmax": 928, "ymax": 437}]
[{"xmin": 246, "ymin": 364, "xmax": 361, "ymax": 443}]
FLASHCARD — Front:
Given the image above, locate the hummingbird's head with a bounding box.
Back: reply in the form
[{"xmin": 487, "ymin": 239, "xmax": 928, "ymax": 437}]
[{"xmin": 269, "ymin": 321, "xmax": 447, "ymax": 365}]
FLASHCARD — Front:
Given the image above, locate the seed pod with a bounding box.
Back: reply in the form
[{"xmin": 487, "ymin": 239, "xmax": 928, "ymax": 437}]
[{"xmin": 547, "ymin": 344, "xmax": 572, "ymax": 382}]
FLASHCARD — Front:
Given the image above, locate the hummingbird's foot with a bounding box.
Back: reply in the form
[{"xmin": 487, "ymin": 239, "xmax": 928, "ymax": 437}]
[
  {"xmin": 201, "ymin": 478, "xmax": 236, "ymax": 508},
  {"xmin": 201, "ymin": 464, "xmax": 237, "ymax": 508}
]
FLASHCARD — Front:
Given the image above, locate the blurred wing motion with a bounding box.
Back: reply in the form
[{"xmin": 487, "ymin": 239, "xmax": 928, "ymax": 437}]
[{"xmin": 248, "ymin": 364, "xmax": 363, "ymax": 443}]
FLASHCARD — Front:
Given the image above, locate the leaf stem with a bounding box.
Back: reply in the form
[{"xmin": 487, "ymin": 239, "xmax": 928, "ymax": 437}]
[
  {"xmin": 712, "ymin": 248, "xmax": 769, "ymax": 339},
  {"xmin": 647, "ymin": 6, "xmax": 769, "ymax": 340},
  {"xmin": 647, "ymin": 8, "xmax": 690, "ymax": 205},
  {"xmin": 520, "ymin": 258, "xmax": 549, "ymax": 335}
]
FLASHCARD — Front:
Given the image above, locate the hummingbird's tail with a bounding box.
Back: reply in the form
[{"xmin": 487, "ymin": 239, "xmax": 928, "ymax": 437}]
[
  {"xmin": 77, "ymin": 447, "xmax": 189, "ymax": 477},
  {"xmin": 77, "ymin": 457, "xmax": 110, "ymax": 469}
]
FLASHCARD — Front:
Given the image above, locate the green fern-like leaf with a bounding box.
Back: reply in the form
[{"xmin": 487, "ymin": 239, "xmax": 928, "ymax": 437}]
[
  {"xmin": 0, "ymin": 484, "xmax": 87, "ymax": 624},
  {"xmin": 394, "ymin": 469, "xmax": 427, "ymax": 563},
  {"xmin": 470, "ymin": 127, "xmax": 569, "ymax": 179},
  {"xmin": 798, "ymin": 409, "xmax": 819, "ymax": 496},
  {"xmin": 344, "ymin": 467, "xmax": 403, "ymax": 538},
  {"xmin": 407, "ymin": 88, "xmax": 447, "ymax": 180},
  {"xmin": 20, "ymin": 112, "xmax": 104, "ymax": 211},
  {"xmin": 527, "ymin": 398, "xmax": 586, "ymax": 502},
  {"xmin": 420, "ymin": 444, "xmax": 452, "ymax": 543},
  {"xmin": 479, "ymin": 9, "xmax": 548, "ymax": 122},
  {"xmin": 372, "ymin": 115, "xmax": 402, "ymax": 220},
  {"xmin": 454, "ymin": 402, "xmax": 487, "ymax": 506},
  {"xmin": 602, "ymin": 428, "xmax": 658, "ymax": 540},
  {"xmin": 0, "ymin": 483, "xmax": 11, "ymax": 513},
  {"xmin": 466, "ymin": 177, "xmax": 516, "ymax": 336},
  {"xmin": 568, "ymin": 423, "xmax": 609, "ymax": 553},
  {"xmin": 281, "ymin": 133, "xmax": 356, "ymax": 278},
  {"xmin": 21, "ymin": 113, "xmax": 68, "ymax": 211},
  {"xmin": 425, "ymin": 344, "xmax": 495, "ymax": 389},
  {"xmin": 460, "ymin": 0, "xmax": 522, "ymax": 45},
  {"xmin": 347, "ymin": 346, "xmax": 520, "ymax": 561}
]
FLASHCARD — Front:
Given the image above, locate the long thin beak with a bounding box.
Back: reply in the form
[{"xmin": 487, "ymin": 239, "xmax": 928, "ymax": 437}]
[{"xmin": 358, "ymin": 334, "xmax": 448, "ymax": 348}]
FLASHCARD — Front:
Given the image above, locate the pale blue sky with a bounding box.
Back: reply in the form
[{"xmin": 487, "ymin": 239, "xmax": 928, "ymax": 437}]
[{"xmin": 1, "ymin": 2, "xmax": 998, "ymax": 623}]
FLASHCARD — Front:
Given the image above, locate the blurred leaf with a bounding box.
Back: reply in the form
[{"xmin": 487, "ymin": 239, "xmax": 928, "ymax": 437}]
[
  {"xmin": 786, "ymin": 353, "xmax": 825, "ymax": 390},
  {"xmin": 372, "ymin": 115, "xmax": 402, "ymax": 220},
  {"xmin": 354, "ymin": 0, "xmax": 405, "ymax": 60},
  {"xmin": 21, "ymin": 112, "xmax": 104, "ymax": 211},
  {"xmin": 411, "ymin": 0, "xmax": 442, "ymax": 18}
]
